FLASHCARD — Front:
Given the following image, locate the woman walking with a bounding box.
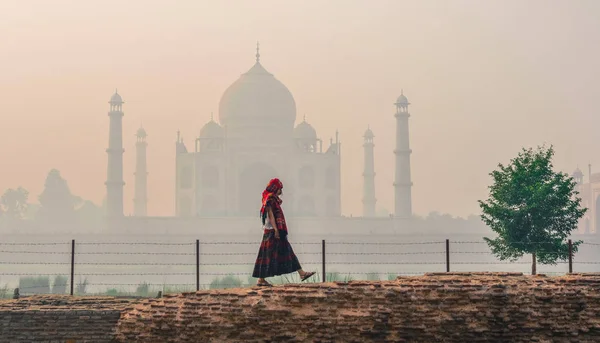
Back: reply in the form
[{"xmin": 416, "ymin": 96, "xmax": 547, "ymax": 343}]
[{"xmin": 252, "ymin": 178, "xmax": 315, "ymax": 287}]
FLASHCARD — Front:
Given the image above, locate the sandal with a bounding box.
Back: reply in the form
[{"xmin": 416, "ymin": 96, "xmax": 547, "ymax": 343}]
[
  {"xmin": 256, "ymin": 281, "xmax": 273, "ymax": 287},
  {"xmin": 301, "ymin": 271, "xmax": 316, "ymax": 282}
]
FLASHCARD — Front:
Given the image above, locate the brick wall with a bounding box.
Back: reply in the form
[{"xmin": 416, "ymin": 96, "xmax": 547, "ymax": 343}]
[
  {"xmin": 3, "ymin": 273, "xmax": 600, "ymax": 342},
  {"xmin": 0, "ymin": 296, "xmax": 134, "ymax": 343}
]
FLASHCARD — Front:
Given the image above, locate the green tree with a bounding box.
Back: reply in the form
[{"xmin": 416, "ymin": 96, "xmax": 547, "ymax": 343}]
[
  {"xmin": 1, "ymin": 187, "xmax": 29, "ymax": 220},
  {"xmin": 37, "ymin": 169, "xmax": 79, "ymax": 225},
  {"xmin": 479, "ymin": 145, "xmax": 586, "ymax": 274}
]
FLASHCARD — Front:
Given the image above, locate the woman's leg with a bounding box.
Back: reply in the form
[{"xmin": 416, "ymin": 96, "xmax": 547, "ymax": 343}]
[{"xmin": 253, "ymin": 231, "xmax": 276, "ymax": 284}]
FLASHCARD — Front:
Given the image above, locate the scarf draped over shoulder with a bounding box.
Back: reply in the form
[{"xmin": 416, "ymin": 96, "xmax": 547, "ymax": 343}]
[{"xmin": 260, "ymin": 178, "xmax": 288, "ymax": 232}]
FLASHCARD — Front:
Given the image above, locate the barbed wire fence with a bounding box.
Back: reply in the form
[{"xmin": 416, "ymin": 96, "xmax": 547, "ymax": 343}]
[{"xmin": 1, "ymin": 239, "xmax": 599, "ymax": 298}]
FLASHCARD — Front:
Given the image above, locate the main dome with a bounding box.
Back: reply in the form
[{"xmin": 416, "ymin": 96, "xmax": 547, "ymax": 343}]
[{"xmin": 218, "ymin": 56, "xmax": 296, "ymax": 129}]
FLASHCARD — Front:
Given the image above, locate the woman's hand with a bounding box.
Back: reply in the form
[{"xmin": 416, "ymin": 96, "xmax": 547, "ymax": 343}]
[{"xmin": 274, "ymin": 230, "xmax": 280, "ymax": 240}]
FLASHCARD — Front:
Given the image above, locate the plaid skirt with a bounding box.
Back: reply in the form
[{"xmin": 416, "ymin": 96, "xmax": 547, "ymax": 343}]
[{"xmin": 252, "ymin": 230, "xmax": 302, "ymax": 278}]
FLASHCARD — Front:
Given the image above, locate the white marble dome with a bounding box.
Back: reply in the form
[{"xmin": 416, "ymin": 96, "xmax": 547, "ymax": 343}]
[
  {"xmin": 199, "ymin": 119, "xmax": 224, "ymax": 139},
  {"xmin": 218, "ymin": 58, "xmax": 296, "ymax": 130},
  {"xmin": 294, "ymin": 120, "xmax": 317, "ymax": 142}
]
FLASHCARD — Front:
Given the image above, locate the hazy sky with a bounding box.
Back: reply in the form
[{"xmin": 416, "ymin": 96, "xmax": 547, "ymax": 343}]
[{"xmin": 1, "ymin": 0, "xmax": 599, "ymax": 217}]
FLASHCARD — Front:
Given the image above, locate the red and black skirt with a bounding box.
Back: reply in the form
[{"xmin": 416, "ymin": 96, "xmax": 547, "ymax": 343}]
[{"xmin": 252, "ymin": 230, "xmax": 302, "ymax": 278}]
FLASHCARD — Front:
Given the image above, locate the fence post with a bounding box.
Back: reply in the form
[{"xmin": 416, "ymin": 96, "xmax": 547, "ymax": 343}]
[
  {"xmin": 70, "ymin": 239, "xmax": 75, "ymax": 296},
  {"xmin": 196, "ymin": 239, "xmax": 200, "ymax": 291},
  {"xmin": 322, "ymin": 240, "xmax": 326, "ymax": 283},
  {"xmin": 568, "ymin": 239, "xmax": 573, "ymax": 274},
  {"xmin": 445, "ymin": 239, "xmax": 450, "ymax": 272}
]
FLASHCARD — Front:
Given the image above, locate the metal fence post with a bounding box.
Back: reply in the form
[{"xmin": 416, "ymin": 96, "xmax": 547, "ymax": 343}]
[
  {"xmin": 445, "ymin": 239, "xmax": 450, "ymax": 272},
  {"xmin": 568, "ymin": 239, "xmax": 573, "ymax": 274},
  {"xmin": 70, "ymin": 239, "xmax": 75, "ymax": 296},
  {"xmin": 322, "ymin": 240, "xmax": 326, "ymax": 283},
  {"xmin": 196, "ymin": 239, "xmax": 200, "ymax": 291}
]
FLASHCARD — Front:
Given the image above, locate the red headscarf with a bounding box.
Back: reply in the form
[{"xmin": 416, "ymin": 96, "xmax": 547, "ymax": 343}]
[{"xmin": 260, "ymin": 178, "xmax": 283, "ymax": 220}]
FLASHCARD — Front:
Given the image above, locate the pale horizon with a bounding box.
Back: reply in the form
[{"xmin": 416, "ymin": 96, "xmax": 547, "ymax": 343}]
[{"xmin": 1, "ymin": 0, "xmax": 599, "ymax": 217}]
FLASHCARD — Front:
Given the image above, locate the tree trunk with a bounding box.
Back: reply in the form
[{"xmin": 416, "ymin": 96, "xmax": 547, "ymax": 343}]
[{"xmin": 532, "ymin": 252, "xmax": 537, "ymax": 275}]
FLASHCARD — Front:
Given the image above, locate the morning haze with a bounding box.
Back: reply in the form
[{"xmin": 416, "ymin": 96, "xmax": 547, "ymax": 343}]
[{"xmin": 1, "ymin": 0, "xmax": 599, "ymax": 218}]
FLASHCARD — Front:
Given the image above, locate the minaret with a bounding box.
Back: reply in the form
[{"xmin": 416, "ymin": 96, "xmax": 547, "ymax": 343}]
[
  {"xmin": 362, "ymin": 126, "xmax": 376, "ymax": 217},
  {"xmin": 106, "ymin": 90, "xmax": 125, "ymax": 218},
  {"xmin": 394, "ymin": 90, "xmax": 413, "ymax": 218},
  {"xmin": 133, "ymin": 126, "xmax": 148, "ymax": 216}
]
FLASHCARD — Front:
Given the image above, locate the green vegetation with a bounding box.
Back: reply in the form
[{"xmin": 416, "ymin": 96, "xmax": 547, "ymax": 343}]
[
  {"xmin": 209, "ymin": 275, "xmax": 243, "ymax": 289},
  {"xmin": 161, "ymin": 285, "xmax": 195, "ymax": 294},
  {"xmin": 479, "ymin": 145, "xmax": 586, "ymax": 274},
  {"xmin": 51, "ymin": 275, "xmax": 68, "ymax": 294},
  {"xmin": 0, "ymin": 187, "xmax": 29, "ymax": 220},
  {"xmin": 19, "ymin": 276, "xmax": 50, "ymax": 295},
  {"xmin": 0, "ymin": 279, "xmax": 9, "ymax": 299},
  {"xmin": 365, "ymin": 272, "xmax": 380, "ymax": 281},
  {"xmin": 76, "ymin": 277, "xmax": 89, "ymax": 295},
  {"xmin": 5, "ymin": 271, "xmax": 397, "ymax": 299},
  {"xmin": 18, "ymin": 275, "xmax": 68, "ymax": 295},
  {"xmin": 0, "ymin": 168, "xmax": 104, "ymax": 230},
  {"xmin": 135, "ymin": 282, "xmax": 150, "ymax": 297}
]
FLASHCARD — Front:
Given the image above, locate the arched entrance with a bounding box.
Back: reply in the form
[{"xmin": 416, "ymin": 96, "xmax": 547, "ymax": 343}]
[{"xmin": 239, "ymin": 162, "xmax": 278, "ymax": 217}]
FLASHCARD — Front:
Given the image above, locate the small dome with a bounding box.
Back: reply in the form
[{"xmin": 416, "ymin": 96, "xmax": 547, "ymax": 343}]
[
  {"xmin": 199, "ymin": 119, "xmax": 224, "ymax": 139},
  {"xmin": 364, "ymin": 127, "xmax": 374, "ymax": 139},
  {"xmin": 136, "ymin": 127, "xmax": 147, "ymax": 138},
  {"xmin": 396, "ymin": 91, "xmax": 408, "ymax": 105},
  {"xmin": 110, "ymin": 91, "xmax": 123, "ymax": 104},
  {"xmin": 294, "ymin": 120, "xmax": 317, "ymax": 142},
  {"xmin": 573, "ymin": 167, "xmax": 583, "ymax": 178}
]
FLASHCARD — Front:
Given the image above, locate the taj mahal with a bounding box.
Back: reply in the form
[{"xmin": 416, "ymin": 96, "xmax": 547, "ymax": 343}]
[
  {"xmin": 103, "ymin": 45, "xmax": 595, "ymax": 240},
  {"xmin": 3, "ymin": 46, "xmax": 598, "ymax": 288},
  {"xmin": 103, "ymin": 45, "xmax": 417, "ymax": 239}
]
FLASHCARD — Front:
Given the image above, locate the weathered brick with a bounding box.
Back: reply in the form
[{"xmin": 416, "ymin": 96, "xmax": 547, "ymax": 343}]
[{"xmin": 3, "ymin": 273, "xmax": 600, "ymax": 342}]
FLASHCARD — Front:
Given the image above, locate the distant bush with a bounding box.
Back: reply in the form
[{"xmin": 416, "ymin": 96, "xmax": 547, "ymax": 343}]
[
  {"xmin": 209, "ymin": 275, "xmax": 242, "ymax": 289},
  {"xmin": 326, "ymin": 272, "xmax": 342, "ymax": 282},
  {"xmin": 162, "ymin": 285, "xmax": 194, "ymax": 294},
  {"xmin": 19, "ymin": 276, "xmax": 50, "ymax": 295},
  {"xmin": 105, "ymin": 288, "xmax": 119, "ymax": 296},
  {"xmin": 135, "ymin": 282, "xmax": 150, "ymax": 297},
  {"xmin": 0, "ymin": 284, "xmax": 8, "ymax": 299},
  {"xmin": 52, "ymin": 275, "xmax": 68, "ymax": 294},
  {"xmin": 76, "ymin": 277, "xmax": 88, "ymax": 295},
  {"xmin": 365, "ymin": 272, "xmax": 380, "ymax": 281}
]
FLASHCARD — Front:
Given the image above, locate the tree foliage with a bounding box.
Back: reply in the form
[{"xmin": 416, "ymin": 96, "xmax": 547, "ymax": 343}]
[
  {"xmin": 37, "ymin": 169, "xmax": 79, "ymax": 224},
  {"xmin": 479, "ymin": 145, "xmax": 586, "ymax": 269},
  {"xmin": 1, "ymin": 187, "xmax": 29, "ymax": 220}
]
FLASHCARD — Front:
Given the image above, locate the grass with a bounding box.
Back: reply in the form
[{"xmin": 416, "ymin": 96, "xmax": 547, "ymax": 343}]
[
  {"xmin": 265, "ymin": 271, "xmax": 354, "ymax": 284},
  {"xmin": 365, "ymin": 272, "xmax": 380, "ymax": 281},
  {"xmin": 0, "ymin": 284, "xmax": 9, "ymax": 299},
  {"xmin": 209, "ymin": 275, "xmax": 243, "ymax": 289},
  {"xmin": 52, "ymin": 275, "xmax": 68, "ymax": 294},
  {"xmin": 76, "ymin": 277, "xmax": 89, "ymax": 295},
  {"xmin": 3, "ymin": 271, "xmax": 396, "ymax": 298},
  {"xmin": 19, "ymin": 276, "xmax": 50, "ymax": 295}
]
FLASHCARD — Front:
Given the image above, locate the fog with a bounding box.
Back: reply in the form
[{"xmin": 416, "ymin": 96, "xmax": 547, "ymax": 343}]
[
  {"xmin": 1, "ymin": 0, "xmax": 599, "ymax": 218},
  {"xmin": 1, "ymin": 1, "xmax": 600, "ymax": 294}
]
